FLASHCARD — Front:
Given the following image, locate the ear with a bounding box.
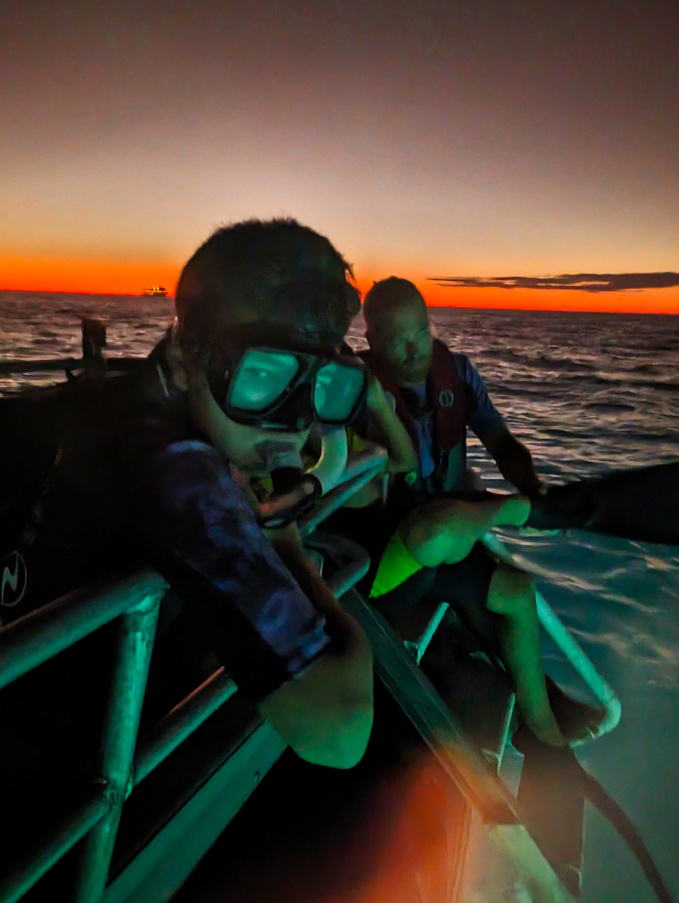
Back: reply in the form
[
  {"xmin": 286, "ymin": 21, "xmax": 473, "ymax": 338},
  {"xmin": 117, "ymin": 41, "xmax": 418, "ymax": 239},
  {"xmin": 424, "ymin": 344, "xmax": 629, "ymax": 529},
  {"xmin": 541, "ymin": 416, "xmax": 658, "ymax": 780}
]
[{"xmin": 186, "ymin": 368, "xmax": 236, "ymax": 460}]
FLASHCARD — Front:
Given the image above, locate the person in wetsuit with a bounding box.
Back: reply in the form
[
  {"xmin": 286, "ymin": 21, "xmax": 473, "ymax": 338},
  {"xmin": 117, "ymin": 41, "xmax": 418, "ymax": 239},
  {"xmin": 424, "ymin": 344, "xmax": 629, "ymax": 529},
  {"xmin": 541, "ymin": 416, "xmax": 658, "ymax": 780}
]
[
  {"xmin": 0, "ymin": 218, "xmax": 374, "ymax": 775},
  {"xmin": 347, "ymin": 277, "xmax": 602, "ymax": 746}
]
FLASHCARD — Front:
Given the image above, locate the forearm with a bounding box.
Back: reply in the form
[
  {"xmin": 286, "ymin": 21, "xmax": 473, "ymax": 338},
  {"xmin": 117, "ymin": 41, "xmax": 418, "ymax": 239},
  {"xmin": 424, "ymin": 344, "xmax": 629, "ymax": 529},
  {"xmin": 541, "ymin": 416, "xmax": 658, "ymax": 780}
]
[
  {"xmin": 259, "ymin": 631, "xmax": 373, "ymax": 769},
  {"xmin": 269, "ymin": 527, "xmax": 367, "ymax": 653},
  {"xmin": 263, "ymin": 525, "xmax": 374, "ymax": 768},
  {"xmin": 491, "ymin": 433, "xmax": 542, "ymax": 494},
  {"xmin": 368, "ymin": 402, "xmax": 418, "ymax": 473}
]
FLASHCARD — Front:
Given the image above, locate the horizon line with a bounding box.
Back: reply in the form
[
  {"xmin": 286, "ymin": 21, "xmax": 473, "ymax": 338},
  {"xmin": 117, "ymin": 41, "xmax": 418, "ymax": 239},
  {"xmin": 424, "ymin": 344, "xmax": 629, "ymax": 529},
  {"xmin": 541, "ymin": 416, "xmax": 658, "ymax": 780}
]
[{"xmin": 2, "ymin": 286, "xmax": 678, "ymax": 315}]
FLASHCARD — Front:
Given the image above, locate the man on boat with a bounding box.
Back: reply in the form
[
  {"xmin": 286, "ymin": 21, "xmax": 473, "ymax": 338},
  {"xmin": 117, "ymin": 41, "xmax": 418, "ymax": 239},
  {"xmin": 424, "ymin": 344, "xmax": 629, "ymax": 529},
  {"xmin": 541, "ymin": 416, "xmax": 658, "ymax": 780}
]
[
  {"xmin": 0, "ymin": 218, "xmax": 374, "ymax": 771},
  {"xmin": 349, "ymin": 277, "xmax": 601, "ymax": 746}
]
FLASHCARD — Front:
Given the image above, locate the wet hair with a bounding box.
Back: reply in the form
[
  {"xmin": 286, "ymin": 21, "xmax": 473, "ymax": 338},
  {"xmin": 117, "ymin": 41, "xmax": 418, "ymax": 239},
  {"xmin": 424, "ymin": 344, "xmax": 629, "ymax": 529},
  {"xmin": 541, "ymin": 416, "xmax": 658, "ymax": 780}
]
[
  {"xmin": 174, "ymin": 218, "xmax": 360, "ymax": 362},
  {"xmin": 362, "ymin": 277, "xmax": 426, "ymax": 332}
]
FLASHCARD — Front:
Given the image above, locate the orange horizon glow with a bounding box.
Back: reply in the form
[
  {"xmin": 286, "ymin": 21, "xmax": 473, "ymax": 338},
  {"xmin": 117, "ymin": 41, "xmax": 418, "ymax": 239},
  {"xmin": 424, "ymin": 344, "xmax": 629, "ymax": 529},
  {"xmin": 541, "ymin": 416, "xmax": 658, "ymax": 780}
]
[
  {"xmin": 355, "ymin": 277, "xmax": 679, "ymax": 315},
  {"xmin": 3, "ymin": 259, "xmax": 679, "ymax": 315},
  {"xmin": 0, "ymin": 256, "xmax": 182, "ymax": 297}
]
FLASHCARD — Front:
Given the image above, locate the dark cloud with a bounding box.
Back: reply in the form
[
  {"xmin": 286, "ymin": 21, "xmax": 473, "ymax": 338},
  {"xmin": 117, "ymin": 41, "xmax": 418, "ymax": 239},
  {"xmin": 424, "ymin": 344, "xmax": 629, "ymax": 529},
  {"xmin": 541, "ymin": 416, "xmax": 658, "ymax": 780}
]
[{"xmin": 428, "ymin": 273, "xmax": 679, "ymax": 293}]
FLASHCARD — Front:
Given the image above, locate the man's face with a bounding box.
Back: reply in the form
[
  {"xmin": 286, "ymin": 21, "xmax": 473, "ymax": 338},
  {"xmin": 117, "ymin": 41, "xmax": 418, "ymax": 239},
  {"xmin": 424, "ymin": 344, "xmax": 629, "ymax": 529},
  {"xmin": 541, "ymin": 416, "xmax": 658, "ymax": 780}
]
[{"xmin": 367, "ymin": 299, "xmax": 433, "ymax": 387}]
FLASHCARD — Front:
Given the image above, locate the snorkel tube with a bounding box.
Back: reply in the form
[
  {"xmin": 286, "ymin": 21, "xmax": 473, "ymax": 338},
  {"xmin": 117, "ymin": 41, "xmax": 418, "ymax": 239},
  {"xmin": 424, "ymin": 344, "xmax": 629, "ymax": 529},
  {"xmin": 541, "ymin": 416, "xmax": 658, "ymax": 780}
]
[
  {"xmin": 254, "ymin": 427, "xmax": 348, "ymax": 529},
  {"xmin": 187, "ymin": 368, "xmax": 349, "ymax": 529}
]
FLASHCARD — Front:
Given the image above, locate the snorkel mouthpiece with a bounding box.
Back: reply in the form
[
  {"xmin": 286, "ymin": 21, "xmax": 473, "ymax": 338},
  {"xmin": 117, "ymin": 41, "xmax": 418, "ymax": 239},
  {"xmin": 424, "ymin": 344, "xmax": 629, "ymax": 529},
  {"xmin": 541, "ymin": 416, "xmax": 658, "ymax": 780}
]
[
  {"xmin": 254, "ymin": 440, "xmax": 321, "ymax": 529},
  {"xmin": 260, "ymin": 440, "xmax": 305, "ymax": 475}
]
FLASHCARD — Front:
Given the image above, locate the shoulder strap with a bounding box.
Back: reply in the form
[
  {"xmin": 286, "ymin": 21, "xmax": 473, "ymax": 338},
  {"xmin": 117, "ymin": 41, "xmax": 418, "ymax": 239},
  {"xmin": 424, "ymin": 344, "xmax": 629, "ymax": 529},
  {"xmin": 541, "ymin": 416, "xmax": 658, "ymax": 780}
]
[{"xmin": 428, "ymin": 339, "xmax": 466, "ymax": 453}]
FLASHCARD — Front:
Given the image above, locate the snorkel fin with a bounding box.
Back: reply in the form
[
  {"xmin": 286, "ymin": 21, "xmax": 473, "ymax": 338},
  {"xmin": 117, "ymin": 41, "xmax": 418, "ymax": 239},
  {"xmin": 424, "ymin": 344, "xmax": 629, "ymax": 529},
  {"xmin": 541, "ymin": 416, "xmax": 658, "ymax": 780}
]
[{"xmin": 254, "ymin": 428, "xmax": 348, "ymax": 529}]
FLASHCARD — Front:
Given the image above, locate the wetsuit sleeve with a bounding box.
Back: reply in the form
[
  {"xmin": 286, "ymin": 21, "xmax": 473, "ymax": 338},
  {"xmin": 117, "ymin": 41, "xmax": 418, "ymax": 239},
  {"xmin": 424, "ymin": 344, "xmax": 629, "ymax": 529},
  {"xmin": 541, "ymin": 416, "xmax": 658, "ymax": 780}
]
[
  {"xmin": 131, "ymin": 439, "xmax": 331, "ymax": 702},
  {"xmin": 455, "ymin": 354, "xmax": 506, "ymax": 441}
]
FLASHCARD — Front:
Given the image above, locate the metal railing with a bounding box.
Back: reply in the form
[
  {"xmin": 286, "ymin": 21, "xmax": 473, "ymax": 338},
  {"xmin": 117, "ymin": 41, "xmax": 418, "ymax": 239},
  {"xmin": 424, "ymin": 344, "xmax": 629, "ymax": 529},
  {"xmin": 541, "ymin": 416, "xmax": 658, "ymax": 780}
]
[
  {"xmin": 0, "ymin": 571, "xmax": 166, "ymax": 903},
  {"xmin": 0, "ymin": 449, "xmax": 388, "ymax": 903},
  {"xmin": 0, "ymin": 437, "xmax": 612, "ymax": 903}
]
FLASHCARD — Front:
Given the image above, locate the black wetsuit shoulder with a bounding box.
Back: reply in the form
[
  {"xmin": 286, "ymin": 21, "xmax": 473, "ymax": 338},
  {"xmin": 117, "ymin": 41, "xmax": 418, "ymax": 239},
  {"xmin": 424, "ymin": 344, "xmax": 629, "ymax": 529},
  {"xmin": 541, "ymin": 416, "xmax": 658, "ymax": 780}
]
[{"xmin": 0, "ymin": 364, "xmax": 191, "ymax": 618}]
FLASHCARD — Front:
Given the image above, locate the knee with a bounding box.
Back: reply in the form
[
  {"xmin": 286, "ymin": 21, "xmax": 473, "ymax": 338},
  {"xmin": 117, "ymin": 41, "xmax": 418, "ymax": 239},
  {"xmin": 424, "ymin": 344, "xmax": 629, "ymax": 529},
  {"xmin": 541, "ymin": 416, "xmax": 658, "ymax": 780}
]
[
  {"xmin": 398, "ymin": 506, "xmax": 445, "ymax": 561},
  {"xmin": 399, "ymin": 501, "xmax": 474, "ymax": 567},
  {"xmin": 487, "ymin": 565, "xmax": 536, "ymax": 616}
]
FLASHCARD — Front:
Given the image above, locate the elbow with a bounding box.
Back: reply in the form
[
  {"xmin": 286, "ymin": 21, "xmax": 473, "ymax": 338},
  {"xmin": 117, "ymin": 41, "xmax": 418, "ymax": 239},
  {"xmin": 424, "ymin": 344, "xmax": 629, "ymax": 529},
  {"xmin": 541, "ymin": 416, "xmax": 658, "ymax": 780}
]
[
  {"xmin": 403, "ymin": 449, "xmax": 419, "ymax": 473},
  {"xmin": 302, "ymin": 694, "xmax": 374, "ymax": 769},
  {"xmin": 388, "ymin": 450, "xmax": 418, "ymax": 474},
  {"xmin": 259, "ymin": 634, "xmax": 374, "ymax": 769}
]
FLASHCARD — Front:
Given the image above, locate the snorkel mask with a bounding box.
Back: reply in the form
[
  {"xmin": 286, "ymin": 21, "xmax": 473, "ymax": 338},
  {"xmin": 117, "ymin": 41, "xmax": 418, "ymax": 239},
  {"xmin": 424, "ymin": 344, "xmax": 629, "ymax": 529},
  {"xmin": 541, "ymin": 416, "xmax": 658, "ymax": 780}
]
[
  {"xmin": 223, "ymin": 346, "xmax": 368, "ymax": 432},
  {"xmin": 221, "ymin": 346, "xmax": 367, "ymax": 528},
  {"xmin": 191, "ymin": 343, "xmax": 367, "ymax": 529}
]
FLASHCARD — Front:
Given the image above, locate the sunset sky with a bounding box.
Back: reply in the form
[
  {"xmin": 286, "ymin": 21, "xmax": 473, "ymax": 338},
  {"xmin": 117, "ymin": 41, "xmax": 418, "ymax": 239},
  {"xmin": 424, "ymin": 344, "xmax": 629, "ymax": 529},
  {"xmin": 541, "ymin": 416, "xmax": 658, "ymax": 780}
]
[{"xmin": 1, "ymin": 0, "xmax": 677, "ymax": 312}]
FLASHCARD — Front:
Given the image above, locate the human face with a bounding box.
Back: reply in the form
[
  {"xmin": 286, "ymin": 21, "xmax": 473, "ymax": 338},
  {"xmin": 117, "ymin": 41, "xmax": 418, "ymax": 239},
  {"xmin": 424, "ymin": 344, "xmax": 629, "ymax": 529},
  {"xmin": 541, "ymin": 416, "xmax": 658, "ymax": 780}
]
[
  {"xmin": 186, "ymin": 364, "xmax": 312, "ymax": 475},
  {"xmin": 367, "ymin": 300, "xmax": 433, "ymax": 387},
  {"xmin": 185, "ymin": 335, "xmax": 364, "ymax": 476},
  {"xmin": 213, "ymin": 416, "xmax": 311, "ymax": 476}
]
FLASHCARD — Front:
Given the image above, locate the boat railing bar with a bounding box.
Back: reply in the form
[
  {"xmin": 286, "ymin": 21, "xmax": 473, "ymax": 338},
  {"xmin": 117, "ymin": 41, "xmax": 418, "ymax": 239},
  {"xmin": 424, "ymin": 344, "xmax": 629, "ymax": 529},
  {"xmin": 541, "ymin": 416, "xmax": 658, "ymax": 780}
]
[
  {"xmin": 404, "ymin": 601, "xmax": 450, "ymax": 664},
  {"xmin": 298, "ymin": 447, "xmax": 388, "ymax": 537},
  {"xmin": 0, "ymin": 792, "xmax": 112, "ymax": 903},
  {"xmin": 0, "ymin": 474, "xmax": 375, "ymax": 902},
  {"xmin": 340, "ymin": 587, "xmax": 577, "ymax": 901},
  {"xmin": 0, "ymin": 570, "xmax": 168, "ymax": 692},
  {"xmin": 74, "ymin": 601, "xmax": 161, "ymax": 903},
  {"xmin": 304, "ymin": 533, "xmax": 372, "ymax": 600},
  {"xmin": 325, "ymin": 554, "xmax": 370, "ymax": 599},
  {"xmin": 0, "ymin": 318, "xmax": 144, "ymax": 376},
  {"xmin": 342, "ymin": 587, "xmax": 520, "ymax": 823},
  {"xmin": 130, "ymin": 528, "xmax": 374, "ymax": 791},
  {"xmin": 482, "ymin": 532, "xmax": 622, "ymax": 739},
  {"xmin": 102, "ymin": 721, "xmax": 286, "ymax": 903},
  {"xmin": 0, "ymin": 357, "xmax": 148, "ymax": 375},
  {"xmin": 535, "ymin": 591, "xmax": 621, "ymax": 736},
  {"xmin": 0, "ymin": 572, "xmax": 166, "ymax": 903},
  {"xmin": 133, "ymin": 669, "xmax": 238, "ymax": 786}
]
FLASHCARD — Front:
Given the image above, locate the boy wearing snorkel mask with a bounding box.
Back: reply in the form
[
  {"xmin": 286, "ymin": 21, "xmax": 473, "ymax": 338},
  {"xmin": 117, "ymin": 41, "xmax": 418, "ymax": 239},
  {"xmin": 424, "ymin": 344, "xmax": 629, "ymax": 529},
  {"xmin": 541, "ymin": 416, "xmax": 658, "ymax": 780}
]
[
  {"xmin": 161, "ymin": 218, "xmax": 375, "ymax": 767},
  {"xmin": 0, "ymin": 218, "xmax": 373, "ymax": 772}
]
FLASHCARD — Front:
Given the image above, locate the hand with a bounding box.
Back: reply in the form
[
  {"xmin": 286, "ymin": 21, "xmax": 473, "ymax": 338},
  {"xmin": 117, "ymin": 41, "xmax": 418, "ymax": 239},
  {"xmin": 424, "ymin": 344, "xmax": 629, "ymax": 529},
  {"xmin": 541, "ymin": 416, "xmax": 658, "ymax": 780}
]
[{"xmin": 517, "ymin": 471, "xmax": 545, "ymax": 496}]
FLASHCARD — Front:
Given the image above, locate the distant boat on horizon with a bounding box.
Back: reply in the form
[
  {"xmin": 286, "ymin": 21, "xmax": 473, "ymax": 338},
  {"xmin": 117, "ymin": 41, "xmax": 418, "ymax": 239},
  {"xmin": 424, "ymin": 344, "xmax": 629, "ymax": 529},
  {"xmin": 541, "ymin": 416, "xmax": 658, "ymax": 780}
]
[{"xmin": 142, "ymin": 286, "xmax": 168, "ymax": 297}]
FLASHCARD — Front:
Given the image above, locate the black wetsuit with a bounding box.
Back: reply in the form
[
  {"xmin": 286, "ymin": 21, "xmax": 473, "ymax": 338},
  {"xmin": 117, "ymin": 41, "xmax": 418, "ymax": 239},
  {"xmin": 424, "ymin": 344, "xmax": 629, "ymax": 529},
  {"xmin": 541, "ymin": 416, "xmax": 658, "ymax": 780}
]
[{"xmin": 0, "ymin": 359, "xmax": 329, "ymax": 820}]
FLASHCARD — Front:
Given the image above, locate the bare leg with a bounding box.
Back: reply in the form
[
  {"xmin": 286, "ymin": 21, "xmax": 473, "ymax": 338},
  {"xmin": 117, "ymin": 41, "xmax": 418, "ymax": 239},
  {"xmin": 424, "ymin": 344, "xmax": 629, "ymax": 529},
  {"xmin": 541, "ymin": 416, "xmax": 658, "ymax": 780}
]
[
  {"xmin": 399, "ymin": 495, "xmax": 531, "ymax": 569},
  {"xmin": 486, "ymin": 565, "xmax": 564, "ymax": 747},
  {"xmin": 398, "ymin": 497, "xmax": 565, "ymax": 746}
]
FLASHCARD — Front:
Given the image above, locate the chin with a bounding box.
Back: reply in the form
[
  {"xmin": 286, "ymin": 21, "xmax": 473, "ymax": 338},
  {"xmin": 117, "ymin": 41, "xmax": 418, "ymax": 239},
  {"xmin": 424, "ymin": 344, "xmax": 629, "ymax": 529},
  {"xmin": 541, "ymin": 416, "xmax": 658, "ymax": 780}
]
[{"xmin": 398, "ymin": 367, "xmax": 430, "ymax": 386}]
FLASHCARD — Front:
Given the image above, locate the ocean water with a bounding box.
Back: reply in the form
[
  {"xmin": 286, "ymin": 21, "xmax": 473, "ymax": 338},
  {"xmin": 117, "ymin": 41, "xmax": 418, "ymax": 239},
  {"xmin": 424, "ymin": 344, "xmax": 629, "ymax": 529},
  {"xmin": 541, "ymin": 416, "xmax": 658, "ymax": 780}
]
[{"xmin": 1, "ymin": 291, "xmax": 679, "ymax": 902}]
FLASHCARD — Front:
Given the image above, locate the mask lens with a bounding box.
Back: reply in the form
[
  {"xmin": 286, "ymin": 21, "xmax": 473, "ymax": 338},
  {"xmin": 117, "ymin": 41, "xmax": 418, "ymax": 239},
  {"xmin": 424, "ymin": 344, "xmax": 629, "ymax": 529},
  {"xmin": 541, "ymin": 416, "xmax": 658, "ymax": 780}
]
[
  {"xmin": 314, "ymin": 361, "xmax": 366, "ymax": 422},
  {"xmin": 229, "ymin": 349, "xmax": 301, "ymax": 411}
]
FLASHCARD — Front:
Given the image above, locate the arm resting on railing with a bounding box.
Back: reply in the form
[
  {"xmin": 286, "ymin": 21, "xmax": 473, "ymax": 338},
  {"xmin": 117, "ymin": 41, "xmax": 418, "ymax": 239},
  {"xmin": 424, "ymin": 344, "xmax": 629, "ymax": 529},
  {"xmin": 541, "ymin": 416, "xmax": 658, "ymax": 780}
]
[{"xmin": 260, "ymin": 528, "xmax": 374, "ymax": 770}]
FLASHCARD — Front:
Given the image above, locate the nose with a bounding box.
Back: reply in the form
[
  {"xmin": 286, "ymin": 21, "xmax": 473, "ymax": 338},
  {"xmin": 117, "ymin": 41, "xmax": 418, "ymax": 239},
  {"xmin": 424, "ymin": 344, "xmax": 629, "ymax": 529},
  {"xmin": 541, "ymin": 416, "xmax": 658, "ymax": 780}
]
[
  {"xmin": 404, "ymin": 340, "xmax": 418, "ymax": 360},
  {"xmin": 266, "ymin": 381, "xmax": 314, "ymax": 431}
]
